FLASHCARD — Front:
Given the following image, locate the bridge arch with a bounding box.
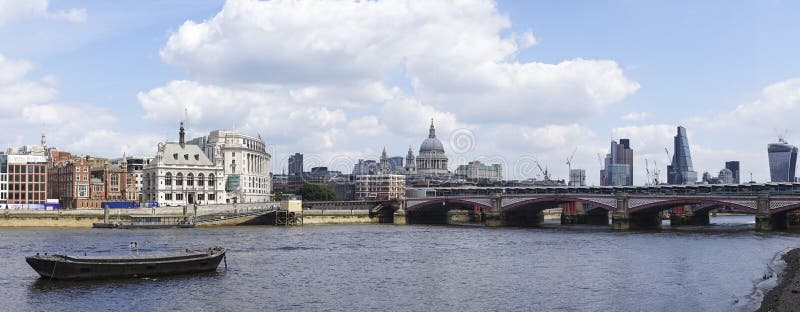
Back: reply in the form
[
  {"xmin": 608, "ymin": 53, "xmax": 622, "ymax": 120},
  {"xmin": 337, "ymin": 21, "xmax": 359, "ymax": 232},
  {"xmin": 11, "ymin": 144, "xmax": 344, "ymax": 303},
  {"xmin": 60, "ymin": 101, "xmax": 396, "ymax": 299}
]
[
  {"xmin": 404, "ymin": 198, "xmax": 492, "ymax": 225},
  {"xmin": 406, "ymin": 198, "xmax": 493, "ymax": 212},
  {"xmin": 628, "ymin": 198, "xmax": 758, "ymax": 214},
  {"xmin": 501, "ymin": 196, "xmax": 616, "ymax": 213}
]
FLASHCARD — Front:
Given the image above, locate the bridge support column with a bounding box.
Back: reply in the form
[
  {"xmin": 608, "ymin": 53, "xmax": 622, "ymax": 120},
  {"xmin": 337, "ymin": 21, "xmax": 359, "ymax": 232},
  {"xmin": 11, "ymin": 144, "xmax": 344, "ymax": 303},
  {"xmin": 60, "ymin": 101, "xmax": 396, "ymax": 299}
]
[
  {"xmin": 611, "ymin": 195, "xmax": 630, "ymax": 231},
  {"xmin": 755, "ymin": 195, "xmax": 774, "ymax": 231},
  {"xmin": 484, "ymin": 212, "xmax": 503, "ymax": 227},
  {"xmin": 485, "ymin": 194, "xmax": 505, "ymax": 227},
  {"xmin": 393, "ymin": 210, "xmax": 407, "ymax": 225},
  {"xmin": 561, "ymin": 202, "xmax": 581, "ymax": 225}
]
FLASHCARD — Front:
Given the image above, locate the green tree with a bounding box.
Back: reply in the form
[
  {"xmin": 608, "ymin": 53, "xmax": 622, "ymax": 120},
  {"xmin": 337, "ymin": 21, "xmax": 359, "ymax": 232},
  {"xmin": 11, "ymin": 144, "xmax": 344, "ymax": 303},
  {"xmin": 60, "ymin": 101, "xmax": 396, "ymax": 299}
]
[{"xmin": 296, "ymin": 183, "xmax": 336, "ymax": 201}]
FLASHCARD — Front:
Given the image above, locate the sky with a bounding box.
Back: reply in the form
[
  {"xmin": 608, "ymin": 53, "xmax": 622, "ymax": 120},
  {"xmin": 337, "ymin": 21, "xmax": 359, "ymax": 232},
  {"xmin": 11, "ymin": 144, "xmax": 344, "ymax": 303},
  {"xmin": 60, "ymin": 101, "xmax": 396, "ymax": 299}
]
[{"xmin": 1, "ymin": 0, "xmax": 799, "ymax": 185}]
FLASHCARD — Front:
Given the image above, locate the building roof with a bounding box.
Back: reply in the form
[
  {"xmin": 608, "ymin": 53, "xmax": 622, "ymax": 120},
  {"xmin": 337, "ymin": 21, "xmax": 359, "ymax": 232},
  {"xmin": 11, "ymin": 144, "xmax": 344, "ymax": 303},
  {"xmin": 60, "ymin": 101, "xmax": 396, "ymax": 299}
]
[
  {"xmin": 419, "ymin": 120, "xmax": 445, "ymax": 153},
  {"xmin": 161, "ymin": 143, "xmax": 214, "ymax": 166}
]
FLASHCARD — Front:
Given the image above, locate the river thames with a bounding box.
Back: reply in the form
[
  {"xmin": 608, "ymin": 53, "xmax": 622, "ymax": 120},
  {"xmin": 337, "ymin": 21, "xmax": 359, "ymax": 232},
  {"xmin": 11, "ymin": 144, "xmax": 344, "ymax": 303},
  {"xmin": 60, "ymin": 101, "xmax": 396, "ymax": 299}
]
[{"xmin": 1, "ymin": 216, "xmax": 797, "ymax": 311}]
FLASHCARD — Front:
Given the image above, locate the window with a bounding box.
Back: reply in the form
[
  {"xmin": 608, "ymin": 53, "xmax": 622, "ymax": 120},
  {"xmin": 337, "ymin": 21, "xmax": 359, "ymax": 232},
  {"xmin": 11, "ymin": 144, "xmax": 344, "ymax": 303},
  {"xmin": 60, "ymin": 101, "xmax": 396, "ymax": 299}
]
[
  {"xmin": 165, "ymin": 193, "xmax": 172, "ymax": 200},
  {"xmin": 184, "ymin": 154, "xmax": 189, "ymax": 160},
  {"xmin": 208, "ymin": 194, "xmax": 215, "ymax": 201},
  {"xmin": 187, "ymin": 173, "xmax": 194, "ymax": 186},
  {"xmin": 176, "ymin": 193, "xmax": 183, "ymax": 201},
  {"xmin": 194, "ymin": 154, "xmax": 199, "ymax": 160},
  {"xmin": 208, "ymin": 174, "xmax": 215, "ymax": 187},
  {"xmin": 198, "ymin": 173, "xmax": 204, "ymax": 186},
  {"xmin": 84, "ymin": 167, "xmax": 88, "ymax": 172},
  {"xmin": 197, "ymin": 194, "xmax": 205, "ymax": 201},
  {"xmin": 110, "ymin": 174, "xmax": 119, "ymax": 192},
  {"xmin": 176, "ymin": 173, "xmax": 183, "ymax": 186},
  {"xmin": 173, "ymin": 153, "xmax": 178, "ymax": 160},
  {"xmin": 165, "ymin": 172, "xmax": 172, "ymax": 185}
]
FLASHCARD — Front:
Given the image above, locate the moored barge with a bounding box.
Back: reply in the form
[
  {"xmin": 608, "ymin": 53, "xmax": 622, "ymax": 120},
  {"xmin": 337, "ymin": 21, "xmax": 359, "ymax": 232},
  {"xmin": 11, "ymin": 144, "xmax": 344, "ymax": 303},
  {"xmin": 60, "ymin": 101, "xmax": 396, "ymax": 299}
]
[{"xmin": 26, "ymin": 247, "xmax": 225, "ymax": 280}]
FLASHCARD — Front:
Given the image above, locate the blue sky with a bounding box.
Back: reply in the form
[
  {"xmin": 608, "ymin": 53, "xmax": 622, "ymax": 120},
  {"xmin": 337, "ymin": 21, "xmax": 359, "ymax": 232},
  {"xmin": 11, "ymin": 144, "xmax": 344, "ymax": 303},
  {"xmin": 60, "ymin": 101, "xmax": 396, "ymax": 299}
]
[{"xmin": 1, "ymin": 0, "xmax": 799, "ymax": 184}]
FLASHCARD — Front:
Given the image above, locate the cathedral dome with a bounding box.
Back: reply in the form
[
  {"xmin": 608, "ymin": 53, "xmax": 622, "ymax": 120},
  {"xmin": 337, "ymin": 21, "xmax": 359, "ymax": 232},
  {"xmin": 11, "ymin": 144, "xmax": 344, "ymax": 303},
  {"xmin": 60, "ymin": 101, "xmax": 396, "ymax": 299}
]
[{"xmin": 419, "ymin": 120, "xmax": 445, "ymax": 153}]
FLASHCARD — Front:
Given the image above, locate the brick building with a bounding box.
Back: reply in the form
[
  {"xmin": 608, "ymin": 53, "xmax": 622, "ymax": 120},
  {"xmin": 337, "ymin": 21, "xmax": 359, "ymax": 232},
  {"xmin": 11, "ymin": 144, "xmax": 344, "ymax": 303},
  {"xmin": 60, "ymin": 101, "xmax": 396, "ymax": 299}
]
[{"xmin": 49, "ymin": 153, "xmax": 138, "ymax": 209}]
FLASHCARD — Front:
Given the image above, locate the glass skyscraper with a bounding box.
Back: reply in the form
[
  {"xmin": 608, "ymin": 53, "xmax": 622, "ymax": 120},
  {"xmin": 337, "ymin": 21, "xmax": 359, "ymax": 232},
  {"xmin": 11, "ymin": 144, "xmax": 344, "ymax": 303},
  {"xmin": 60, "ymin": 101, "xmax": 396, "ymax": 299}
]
[
  {"xmin": 602, "ymin": 139, "xmax": 633, "ymax": 186},
  {"xmin": 725, "ymin": 161, "xmax": 740, "ymax": 184},
  {"xmin": 768, "ymin": 140, "xmax": 798, "ymax": 182},
  {"xmin": 667, "ymin": 126, "xmax": 698, "ymax": 185}
]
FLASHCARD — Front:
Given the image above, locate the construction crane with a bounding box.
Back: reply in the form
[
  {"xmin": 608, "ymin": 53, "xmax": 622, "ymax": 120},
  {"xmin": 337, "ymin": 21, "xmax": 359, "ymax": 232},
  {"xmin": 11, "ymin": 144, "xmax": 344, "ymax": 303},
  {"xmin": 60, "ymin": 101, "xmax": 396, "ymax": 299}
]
[
  {"xmin": 652, "ymin": 160, "xmax": 661, "ymax": 185},
  {"xmin": 566, "ymin": 147, "xmax": 578, "ymax": 173},
  {"xmin": 645, "ymin": 158, "xmax": 652, "ymax": 186},
  {"xmin": 597, "ymin": 153, "xmax": 604, "ymax": 170},
  {"xmin": 534, "ymin": 160, "xmax": 551, "ymax": 181}
]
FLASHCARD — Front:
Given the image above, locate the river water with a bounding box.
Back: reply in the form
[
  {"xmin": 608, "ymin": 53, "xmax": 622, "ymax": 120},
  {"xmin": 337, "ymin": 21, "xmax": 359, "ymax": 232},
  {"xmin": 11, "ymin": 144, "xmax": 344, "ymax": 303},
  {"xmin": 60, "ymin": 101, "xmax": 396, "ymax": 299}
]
[{"xmin": 1, "ymin": 216, "xmax": 797, "ymax": 311}]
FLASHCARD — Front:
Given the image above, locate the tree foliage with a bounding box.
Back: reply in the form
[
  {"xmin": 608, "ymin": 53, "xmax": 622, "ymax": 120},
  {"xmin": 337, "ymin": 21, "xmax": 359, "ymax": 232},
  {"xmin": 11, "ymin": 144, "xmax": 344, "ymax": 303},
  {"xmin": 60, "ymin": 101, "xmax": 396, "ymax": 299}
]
[{"xmin": 296, "ymin": 183, "xmax": 336, "ymax": 201}]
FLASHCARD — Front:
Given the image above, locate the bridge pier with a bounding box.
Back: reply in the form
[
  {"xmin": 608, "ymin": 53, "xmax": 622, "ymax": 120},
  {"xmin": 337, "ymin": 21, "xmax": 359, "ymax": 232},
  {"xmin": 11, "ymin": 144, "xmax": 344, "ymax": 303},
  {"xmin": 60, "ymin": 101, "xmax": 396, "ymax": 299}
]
[
  {"xmin": 393, "ymin": 210, "xmax": 407, "ymax": 225},
  {"xmin": 585, "ymin": 209, "xmax": 609, "ymax": 225},
  {"xmin": 611, "ymin": 212, "xmax": 630, "ymax": 231},
  {"xmin": 484, "ymin": 212, "xmax": 504, "ymax": 227}
]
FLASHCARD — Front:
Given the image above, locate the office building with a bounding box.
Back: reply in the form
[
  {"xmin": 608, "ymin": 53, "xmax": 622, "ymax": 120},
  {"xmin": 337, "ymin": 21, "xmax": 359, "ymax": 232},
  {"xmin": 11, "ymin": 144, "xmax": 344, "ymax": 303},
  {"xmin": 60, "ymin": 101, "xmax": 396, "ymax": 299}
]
[
  {"xmin": 288, "ymin": 153, "xmax": 304, "ymax": 176},
  {"xmin": 455, "ymin": 161, "xmax": 503, "ymax": 182},
  {"xmin": 602, "ymin": 139, "xmax": 633, "ymax": 186},
  {"xmin": 667, "ymin": 126, "xmax": 698, "ymax": 185},
  {"xmin": 569, "ymin": 169, "xmax": 586, "ymax": 187},
  {"xmin": 725, "ymin": 161, "xmax": 740, "ymax": 184},
  {"xmin": 768, "ymin": 139, "xmax": 798, "ymax": 182}
]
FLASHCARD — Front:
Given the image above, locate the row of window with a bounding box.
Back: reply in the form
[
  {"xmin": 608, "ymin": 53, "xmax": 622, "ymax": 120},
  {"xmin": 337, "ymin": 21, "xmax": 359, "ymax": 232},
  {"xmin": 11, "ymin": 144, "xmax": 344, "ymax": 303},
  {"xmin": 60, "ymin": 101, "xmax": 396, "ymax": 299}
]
[
  {"xmin": 163, "ymin": 193, "xmax": 216, "ymax": 201},
  {"xmin": 7, "ymin": 192, "xmax": 46, "ymax": 200},
  {"xmin": 163, "ymin": 173, "xmax": 215, "ymax": 186},
  {"xmin": 7, "ymin": 165, "xmax": 46, "ymax": 174},
  {"xmin": 6, "ymin": 174, "xmax": 46, "ymax": 182}
]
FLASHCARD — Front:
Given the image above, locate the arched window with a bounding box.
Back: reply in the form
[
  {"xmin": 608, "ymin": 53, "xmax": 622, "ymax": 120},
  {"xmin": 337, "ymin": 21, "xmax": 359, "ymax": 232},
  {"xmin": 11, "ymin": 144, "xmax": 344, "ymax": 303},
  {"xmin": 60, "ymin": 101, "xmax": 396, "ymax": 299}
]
[
  {"xmin": 198, "ymin": 173, "xmax": 205, "ymax": 187},
  {"xmin": 187, "ymin": 173, "xmax": 194, "ymax": 186},
  {"xmin": 208, "ymin": 174, "xmax": 215, "ymax": 187},
  {"xmin": 176, "ymin": 173, "xmax": 183, "ymax": 186},
  {"xmin": 165, "ymin": 172, "xmax": 172, "ymax": 185}
]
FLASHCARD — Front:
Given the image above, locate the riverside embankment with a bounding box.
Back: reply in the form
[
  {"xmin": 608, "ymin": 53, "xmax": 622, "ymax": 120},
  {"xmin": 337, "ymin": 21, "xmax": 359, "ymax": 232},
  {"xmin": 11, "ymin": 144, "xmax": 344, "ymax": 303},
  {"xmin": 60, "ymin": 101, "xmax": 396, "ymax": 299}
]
[{"xmin": 758, "ymin": 248, "xmax": 800, "ymax": 311}]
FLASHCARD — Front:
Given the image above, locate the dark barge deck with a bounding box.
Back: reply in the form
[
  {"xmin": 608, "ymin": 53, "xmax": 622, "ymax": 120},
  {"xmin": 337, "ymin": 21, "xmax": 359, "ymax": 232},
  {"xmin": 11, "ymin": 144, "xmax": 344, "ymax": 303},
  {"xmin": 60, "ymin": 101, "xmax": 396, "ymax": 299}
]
[{"xmin": 26, "ymin": 247, "xmax": 225, "ymax": 280}]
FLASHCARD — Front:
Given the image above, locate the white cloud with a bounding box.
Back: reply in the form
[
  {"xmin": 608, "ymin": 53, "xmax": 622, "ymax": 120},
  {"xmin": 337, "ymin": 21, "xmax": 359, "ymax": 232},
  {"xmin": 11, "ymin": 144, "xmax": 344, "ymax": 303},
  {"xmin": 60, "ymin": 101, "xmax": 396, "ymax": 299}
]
[
  {"xmin": 0, "ymin": 53, "xmax": 57, "ymax": 110},
  {"xmin": 158, "ymin": 0, "xmax": 638, "ymax": 126},
  {"xmin": 0, "ymin": 0, "xmax": 86, "ymax": 26},
  {"xmin": 621, "ymin": 112, "xmax": 648, "ymax": 121}
]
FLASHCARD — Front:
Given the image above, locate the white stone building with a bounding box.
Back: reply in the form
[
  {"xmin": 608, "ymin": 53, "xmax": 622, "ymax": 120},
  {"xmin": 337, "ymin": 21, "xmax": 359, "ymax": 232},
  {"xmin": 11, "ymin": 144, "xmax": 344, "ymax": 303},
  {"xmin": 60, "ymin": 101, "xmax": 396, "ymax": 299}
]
[
  {"xmin": 415, "ymin": 120, "xmax": 449, "ymax": 176},
  {"xmin": 142, "ymin": 123, "xmax": 226, "ymax": 206},
  {"xmin": 455, "ymin": 161, "xmax": 503, "ymax": 182},
  {"xmin": 190, "ymin": 130, "xmax": 272, "ymax": 203}
]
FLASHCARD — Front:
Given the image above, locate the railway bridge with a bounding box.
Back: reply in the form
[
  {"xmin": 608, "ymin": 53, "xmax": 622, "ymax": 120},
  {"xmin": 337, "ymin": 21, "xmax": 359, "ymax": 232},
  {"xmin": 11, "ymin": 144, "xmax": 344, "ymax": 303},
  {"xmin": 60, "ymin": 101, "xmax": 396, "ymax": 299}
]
[{"xmin": 395, "ymin": 183, "xmax": 800, "ymax": 230}]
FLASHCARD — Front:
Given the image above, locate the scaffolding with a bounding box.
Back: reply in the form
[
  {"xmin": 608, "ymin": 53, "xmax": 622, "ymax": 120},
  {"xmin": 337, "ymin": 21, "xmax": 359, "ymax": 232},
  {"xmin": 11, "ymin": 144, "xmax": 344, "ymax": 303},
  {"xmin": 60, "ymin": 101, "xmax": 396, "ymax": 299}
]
[{"xmin": 274, "ymin": 210, "xmax": 303, "ymax": 226}]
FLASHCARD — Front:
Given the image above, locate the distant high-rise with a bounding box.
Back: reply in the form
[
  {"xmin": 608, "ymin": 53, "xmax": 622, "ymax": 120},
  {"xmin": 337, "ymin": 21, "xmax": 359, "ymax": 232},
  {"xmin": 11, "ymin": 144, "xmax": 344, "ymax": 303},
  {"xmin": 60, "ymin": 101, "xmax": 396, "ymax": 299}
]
[
  {"xmin": 602, "ymin": 139, "xmax": 633, "ymax": 186},
  {"xmin": 725, "ymin": 161, "xmax": 740, "ymax": 184},
  {"xmin": 667, "ymin": 126, "xmax": 697, "ymax": 185},
  {"xmin": 569, "ymin": 169, "xmax": 586, "ymax": 187},
  {"xmin": 288, "ymin": 153, "xmax": 303, "ymax": 176},
  {"xmin": 768, "ymin": 140, "xmax": 798, "ymax": 182}
]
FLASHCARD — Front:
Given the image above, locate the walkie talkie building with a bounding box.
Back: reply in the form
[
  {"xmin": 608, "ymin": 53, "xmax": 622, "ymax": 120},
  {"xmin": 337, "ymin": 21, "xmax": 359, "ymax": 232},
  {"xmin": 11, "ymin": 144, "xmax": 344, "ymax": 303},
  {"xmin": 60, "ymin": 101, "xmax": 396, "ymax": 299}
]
[{"xmin": 768, "ymin": 140, "xmax": 798, "ymax": 182}]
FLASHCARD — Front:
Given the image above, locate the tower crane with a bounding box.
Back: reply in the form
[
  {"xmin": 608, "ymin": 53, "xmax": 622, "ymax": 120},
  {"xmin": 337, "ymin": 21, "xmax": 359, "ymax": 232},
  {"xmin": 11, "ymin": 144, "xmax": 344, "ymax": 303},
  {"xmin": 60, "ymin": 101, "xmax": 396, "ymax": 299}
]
[
  {"xmin": 534, "ymin": 160, "xmax": 551, "ymax": 181},
  {"xmin": 566, "ymin": 147, "xmax": 578, "ymax": 173},
  {"xmin": 645, "ymin": 158, "xmax": 652, "ymax": 186}
]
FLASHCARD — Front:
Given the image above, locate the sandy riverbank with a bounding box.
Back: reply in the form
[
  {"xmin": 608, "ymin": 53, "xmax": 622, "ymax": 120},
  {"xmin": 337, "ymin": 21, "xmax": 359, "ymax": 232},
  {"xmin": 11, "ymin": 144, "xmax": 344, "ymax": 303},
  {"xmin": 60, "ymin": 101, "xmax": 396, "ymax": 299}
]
[{"xmin": 758, "ymin": 248, "xmax": 800, "ymax": 311}]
